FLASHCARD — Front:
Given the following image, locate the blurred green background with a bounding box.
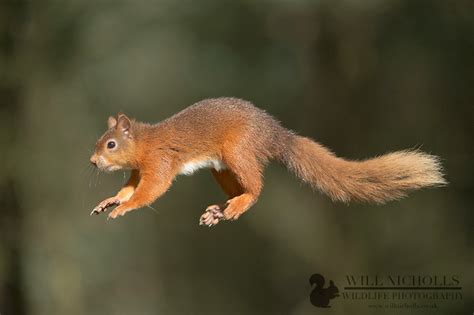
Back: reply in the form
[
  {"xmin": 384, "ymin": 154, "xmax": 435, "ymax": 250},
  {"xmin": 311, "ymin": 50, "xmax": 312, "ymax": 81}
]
[{"xmin": 0, "ymin": 0, "xmax": 472, "ymax": 314}]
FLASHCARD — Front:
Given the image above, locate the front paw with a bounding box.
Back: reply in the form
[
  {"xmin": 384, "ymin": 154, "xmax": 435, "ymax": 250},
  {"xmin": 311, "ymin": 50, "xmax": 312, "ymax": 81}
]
[
  {"xmin": 107, "ymin": 205, "xmax": 129, "ymax": 220},
  {"xmin": 91, "ymin": 197, "xmax": 120, "ymax": 216}
]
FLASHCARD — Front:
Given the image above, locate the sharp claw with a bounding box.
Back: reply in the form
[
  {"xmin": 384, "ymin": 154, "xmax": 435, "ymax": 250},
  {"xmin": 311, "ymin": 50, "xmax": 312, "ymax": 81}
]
[
  {"xmin": 200, "ymin": 205, "xmax": 226, "ymax": 227},
  {"xmin": 91, "ymin": 199, "xmax": 120, "ymax": 217}
]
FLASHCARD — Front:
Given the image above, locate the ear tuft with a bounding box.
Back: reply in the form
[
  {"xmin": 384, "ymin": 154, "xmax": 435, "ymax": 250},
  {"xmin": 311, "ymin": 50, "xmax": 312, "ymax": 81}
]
[
  {"xmin": 117, "ymin": 114, "xmax": 131, "ymax": 135},
  {"xmin": 107, "ymin": 116, "xmax": 117, "ymax": 129}
]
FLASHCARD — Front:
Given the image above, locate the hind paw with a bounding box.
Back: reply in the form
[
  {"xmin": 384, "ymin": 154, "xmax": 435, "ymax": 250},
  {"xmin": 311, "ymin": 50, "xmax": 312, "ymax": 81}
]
[{"xmin": 199, "ymin": 205, "xmax": 225, "ymax": 227}]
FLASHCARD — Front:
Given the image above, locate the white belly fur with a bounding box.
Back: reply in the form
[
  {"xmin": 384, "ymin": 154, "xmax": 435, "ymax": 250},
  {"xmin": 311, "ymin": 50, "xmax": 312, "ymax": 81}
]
[{"xmin": 179, "ymin": 158, "xmax": 227, "ymax": 175}]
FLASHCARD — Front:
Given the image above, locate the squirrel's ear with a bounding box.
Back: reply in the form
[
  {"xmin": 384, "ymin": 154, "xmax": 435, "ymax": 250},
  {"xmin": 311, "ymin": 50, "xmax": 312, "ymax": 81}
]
[
  {"xmin": 117, "ymin": 114, "xmax": 131, "ymax": 135},
  {"xmin": 107, "ymin": 116, "xmax": 117, "ymax": 129}
]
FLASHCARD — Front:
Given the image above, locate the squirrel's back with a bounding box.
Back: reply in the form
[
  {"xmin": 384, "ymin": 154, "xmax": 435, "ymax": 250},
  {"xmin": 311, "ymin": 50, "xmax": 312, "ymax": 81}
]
[{"xmin": 158, "ymin": 97, "xmax": 293, "ymax": 162}]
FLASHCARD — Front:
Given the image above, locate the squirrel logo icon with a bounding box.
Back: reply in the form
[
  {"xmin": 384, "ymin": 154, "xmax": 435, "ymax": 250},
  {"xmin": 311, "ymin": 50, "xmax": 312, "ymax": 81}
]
[{"xmin": 309, "ymin": 274, "xmax": 340, "ymax": 308}]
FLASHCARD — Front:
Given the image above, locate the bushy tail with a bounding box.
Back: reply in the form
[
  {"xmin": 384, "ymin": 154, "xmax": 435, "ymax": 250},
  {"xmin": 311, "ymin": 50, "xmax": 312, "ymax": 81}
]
[{"xmin": 279, "ymin": 136, "xmax": 446, "ymax": 204}]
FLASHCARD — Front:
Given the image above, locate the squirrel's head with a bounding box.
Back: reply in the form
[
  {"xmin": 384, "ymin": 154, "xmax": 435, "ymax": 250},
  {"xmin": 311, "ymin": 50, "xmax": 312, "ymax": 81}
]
[
  {"xmin": 309, "ymin": 274, "xmax": 325, "ymax": 287},
  {"xmin": 90, "ymin": 113, "xmax": 137, "ymax": 172}
]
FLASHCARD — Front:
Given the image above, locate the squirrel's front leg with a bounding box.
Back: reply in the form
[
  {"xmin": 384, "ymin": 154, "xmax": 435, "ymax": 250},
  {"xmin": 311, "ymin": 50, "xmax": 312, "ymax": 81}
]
[
  {"xmin": 108, "ymin": 171, "xmax": 173, "ymax": 219},
  {"xmin": 91, "ymin": 170, "xmax": 140, "ymax": 215}
]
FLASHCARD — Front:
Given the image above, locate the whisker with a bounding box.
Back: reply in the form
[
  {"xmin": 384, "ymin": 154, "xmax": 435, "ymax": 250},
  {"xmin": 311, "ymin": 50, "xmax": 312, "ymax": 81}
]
[
  {"xmin": 89, "ymin": 167, "xmax": 94, "ymax": 188},
  {"xmin": 94, "ymin": 168, "xmax": 100, "ymax": 187},
  {"xmin": 146, "ymin": 204, "xmax": 159, "ymax": 215},
  {"xmin": 79, "ymin": 164, "xmax": 89, "ymax": 177}
]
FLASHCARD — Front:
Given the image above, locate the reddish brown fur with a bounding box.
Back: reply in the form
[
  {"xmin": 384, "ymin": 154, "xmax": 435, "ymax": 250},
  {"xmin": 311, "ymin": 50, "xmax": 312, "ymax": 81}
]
[{"xmin": 90, "ymin": 97, "xmax": 446, "ymax": 224}]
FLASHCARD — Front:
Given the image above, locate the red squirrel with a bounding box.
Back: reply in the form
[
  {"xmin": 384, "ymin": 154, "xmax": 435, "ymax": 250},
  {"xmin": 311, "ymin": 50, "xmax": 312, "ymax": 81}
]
[{"xmin": 90, "ymin": 97, "xmax": 446, "ymax": 225}]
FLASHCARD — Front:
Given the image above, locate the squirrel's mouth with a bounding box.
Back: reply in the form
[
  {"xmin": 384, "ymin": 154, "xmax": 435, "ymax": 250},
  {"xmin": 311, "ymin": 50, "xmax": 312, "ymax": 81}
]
[
  {"xmin": 92, "ymin": 155, "xmax": 121, "ymax": 172},
  {"xmin": 103, "ymin": 165, "xmax": 121, "ymax": 172}
]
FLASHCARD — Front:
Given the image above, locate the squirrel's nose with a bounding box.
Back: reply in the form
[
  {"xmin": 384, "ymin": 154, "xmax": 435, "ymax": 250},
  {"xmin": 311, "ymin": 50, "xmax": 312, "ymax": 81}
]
[{"xmin": 90, "ymin": 155, "xmax": 98, "ymax": 167}]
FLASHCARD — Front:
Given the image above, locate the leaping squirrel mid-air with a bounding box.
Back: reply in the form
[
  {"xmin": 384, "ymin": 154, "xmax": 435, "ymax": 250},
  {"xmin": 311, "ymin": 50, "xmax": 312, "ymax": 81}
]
[{"xmin": 89, "ymin": 97, "xmax": 446, "ymax": 225}]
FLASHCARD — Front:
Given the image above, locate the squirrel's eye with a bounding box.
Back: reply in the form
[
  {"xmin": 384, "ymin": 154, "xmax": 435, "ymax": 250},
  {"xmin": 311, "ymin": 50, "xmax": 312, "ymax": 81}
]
[{"xmin": 107, "ymin": 140, "xmax": 116, "ymax": 149}]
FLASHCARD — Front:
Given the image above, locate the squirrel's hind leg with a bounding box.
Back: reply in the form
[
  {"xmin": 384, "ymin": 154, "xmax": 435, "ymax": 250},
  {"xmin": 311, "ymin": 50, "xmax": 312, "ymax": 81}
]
[
  {"xmin": 211, "ymin": 169, "xmax": 244, "ymax": 197},
  {"xmin": 199, "ymin": 156, "xmax": 263, "ymax": 226},
  {"xmin": 200, "ymin": 169, "xmax": 242, "ymax": 226}
]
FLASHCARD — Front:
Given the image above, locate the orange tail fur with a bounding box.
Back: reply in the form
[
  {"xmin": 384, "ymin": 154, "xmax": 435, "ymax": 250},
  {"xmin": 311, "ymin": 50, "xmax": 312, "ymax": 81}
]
[{"xmin": 280, "ymin": 136, "xmax": 446, "ymax": 204}]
